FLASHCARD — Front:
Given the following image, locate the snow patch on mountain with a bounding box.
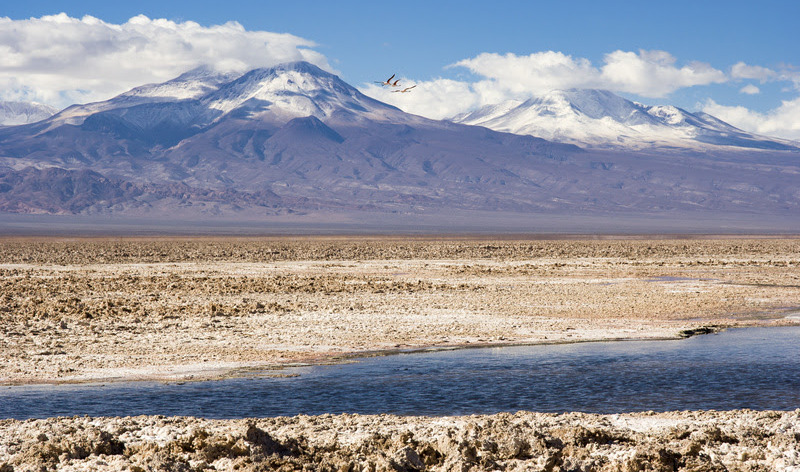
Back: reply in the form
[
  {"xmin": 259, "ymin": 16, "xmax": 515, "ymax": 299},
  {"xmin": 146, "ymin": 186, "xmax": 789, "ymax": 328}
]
[
  {"xmin": 201, "ymin": 62, "xmax": 408, "ymax": 125},
  {"xmin": 646, "ymin": 105, "xmax": 686, "ymax": 125},
  {"xmin": 452, "ymin": 89, "xmax": 799, "ymax": 151},
  {"xmin": 43, "ymin": 62, "xmax": 412, "ymax": 134},
  {"xmin": 0, "ymin": 101, "xmax": 58, "ymax": 126},
  {"xmin": 49, "ymin": 66, "xmax": 239, "ymax": 128},
  {"xmin": 451, "ymin": 99, "xmax": 523, "ymax": 125},
  {"xmin": 120, "ymin": 65, "xmax": 240, "ymax": 102}
]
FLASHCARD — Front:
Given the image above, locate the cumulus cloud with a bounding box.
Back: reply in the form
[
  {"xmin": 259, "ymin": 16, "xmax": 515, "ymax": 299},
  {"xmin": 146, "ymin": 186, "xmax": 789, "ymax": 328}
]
[
  {"xmin": 453, "ymin": 49, "xmax": 725, "ymax": 98},
  {"xmin": 453, "ymin": 51, "xmax": 601, "ymax": 97},
  {"xmin": 0, "ymin": 13, "xmax": 332, "ymax": 108},
  {"xmin": 731, "ymin": 62, "xmax": 777, "ymax": 82},
  {"xmin": 369, "ymin": 51, "xmax": 601, "ymax": 119},
  {"xmin": 599, "ymin": 50, "xmax": 726, "ymax": 97},
  {"xmin": 363, "ymin": 78, "xmax": 481, "ymax": 120},
  {"xmin": 779, "ymin": 67, "xmax": 800, "ymax": 91},
  {"xmin": 703, "ymin": 98, "xmax": 800, "ymax": 141},
  {"xmin": 362, "ymin": 49, "xmax": 728, "ymax": 119},
  {"xmin": 739, "ymin": 84, "xmax": 761, "ymax": 95}
]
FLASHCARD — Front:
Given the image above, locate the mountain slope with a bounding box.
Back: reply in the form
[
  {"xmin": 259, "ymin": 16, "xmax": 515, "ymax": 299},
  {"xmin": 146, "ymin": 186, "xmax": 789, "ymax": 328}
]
[
  {"xmin": 0, "ymin": 101, "xmax": 58, "ymax": 126},
  {"xmin": 0, "ymin": 64, "xmax": 797, "ymax": 230},
  {"xmin": 452, "ymin": 89, "xmax": 799, "ymax": 151}
]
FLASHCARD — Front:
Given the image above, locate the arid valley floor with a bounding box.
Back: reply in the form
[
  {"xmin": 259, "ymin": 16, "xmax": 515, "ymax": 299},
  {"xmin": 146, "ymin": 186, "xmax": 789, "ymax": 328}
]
[{"xmin": 1, "ymin": 237, "xmax": 799, "ymax": 470}]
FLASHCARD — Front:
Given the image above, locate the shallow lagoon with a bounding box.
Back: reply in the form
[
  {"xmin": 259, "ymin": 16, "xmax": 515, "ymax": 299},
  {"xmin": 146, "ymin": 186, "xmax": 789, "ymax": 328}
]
[{"xmin": 3, "ymin": 326, "xmax": 799, "ymax": 419}]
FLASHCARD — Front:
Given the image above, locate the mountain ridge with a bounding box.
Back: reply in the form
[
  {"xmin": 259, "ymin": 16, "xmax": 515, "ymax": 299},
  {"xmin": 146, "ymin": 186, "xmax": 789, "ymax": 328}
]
[
  {"xmin": 0, "ymin": 62, "xmax": 797, "ymax": 231},
  {"xmin": 451, "ymin": 89, "xmax": 799, "ymax": 151},
  {"xmin": 0, "ymin": 101, "xmax": 58, "ymax": 127}
]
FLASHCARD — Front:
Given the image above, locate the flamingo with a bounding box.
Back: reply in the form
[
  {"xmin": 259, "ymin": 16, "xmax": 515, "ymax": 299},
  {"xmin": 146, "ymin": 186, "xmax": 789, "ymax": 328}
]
[
  {"xmin": 392, "ymin": 85, "xmax": 417, "ymax": 93},
  {"xmin": 374, "ymin": 74, "xmax": 396, "ymax": 86}
]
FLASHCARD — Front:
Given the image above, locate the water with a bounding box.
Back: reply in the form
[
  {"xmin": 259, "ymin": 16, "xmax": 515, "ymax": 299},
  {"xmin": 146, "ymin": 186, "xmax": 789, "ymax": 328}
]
[{"xmin": 2, "ymin": 327, "xmax": 799, "ymax": 419}]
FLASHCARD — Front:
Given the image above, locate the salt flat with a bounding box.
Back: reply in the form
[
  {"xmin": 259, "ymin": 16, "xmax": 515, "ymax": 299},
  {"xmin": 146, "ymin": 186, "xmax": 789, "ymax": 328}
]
[
  {"xmin": 1, "ymin": 237, "xmax": 798, "ymax": 385},
  {"xmin": 1, "ymin": 410, "xmax": 798, "ymax": 471}
]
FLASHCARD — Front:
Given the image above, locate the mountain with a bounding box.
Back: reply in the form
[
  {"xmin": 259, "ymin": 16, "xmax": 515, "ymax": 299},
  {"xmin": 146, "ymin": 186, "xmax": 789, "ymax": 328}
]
[
  {"xmin": 0, "ymin": 63, "xmax": 798, "ymax": 231},
  {"xmin": 452, "ymin": 89, "xmax": 799, "ymax": 151},
  {"xmin": 0, "ymin": 101, "xmax": 58, "ymax": 126}
]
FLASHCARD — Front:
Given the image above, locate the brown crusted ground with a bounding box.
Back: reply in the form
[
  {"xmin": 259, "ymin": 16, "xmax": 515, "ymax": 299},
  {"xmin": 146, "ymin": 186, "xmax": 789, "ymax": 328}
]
[
  {"xmin": 1, "ymin": 237, "xmax": 799, "ymax": 384},
  {"xmin": 1, "ymin": 410, "xmax": 799, "ymax": 471}
]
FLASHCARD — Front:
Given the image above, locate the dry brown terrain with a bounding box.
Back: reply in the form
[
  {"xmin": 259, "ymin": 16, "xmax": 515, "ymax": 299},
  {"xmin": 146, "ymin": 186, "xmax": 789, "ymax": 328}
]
[
  {"xmin": 1, "ymin": 237, "xmax": 799, "ymax": 384},
  {"xmin": 1, "ymin": 410, "xmax": 799, "ymax": 471}
]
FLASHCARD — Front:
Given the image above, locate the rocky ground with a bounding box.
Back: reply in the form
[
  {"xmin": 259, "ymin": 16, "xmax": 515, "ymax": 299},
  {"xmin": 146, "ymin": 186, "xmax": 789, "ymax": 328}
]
[
  {"xmin": 1, "ymin": 237, "xmax": 799, "ymax": 384},
  {"xmin": 1, "ymin": 410, "xmax": 799, "ymax": 471}
]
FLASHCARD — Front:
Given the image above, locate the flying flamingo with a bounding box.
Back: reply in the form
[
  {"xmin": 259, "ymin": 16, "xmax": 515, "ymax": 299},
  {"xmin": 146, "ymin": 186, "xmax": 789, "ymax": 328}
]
[
  {"xmin": 392, "ymin": 85, "xmax": 417, "ymax": 93},
  {"xmin": 374, "ymin": 74, "xmax": 396, "ymax": 86}
]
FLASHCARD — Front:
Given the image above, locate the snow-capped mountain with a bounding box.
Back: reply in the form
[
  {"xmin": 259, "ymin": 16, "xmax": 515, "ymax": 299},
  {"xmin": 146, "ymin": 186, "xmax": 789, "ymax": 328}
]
[
  {"xmin": 0, "ymin": 101, "xmax": 58, "ymax": 126},
  {"xmin": 0, "ymin": 63, "xmax": 798, "ymax": 231},
  {"xmin": 48, "ymin": 65, "xmax": 240, "ymax": 128},
  {"xmin": 452, "ymin": 89, "xmax": 798, "ymax": 151},
  {"xmin": 39, "ymin": 61, "xmax": 416, "ymax": 147},
  {"xmin": 200, "ymin": 62, "xmax": 410, "ymax": 123}
]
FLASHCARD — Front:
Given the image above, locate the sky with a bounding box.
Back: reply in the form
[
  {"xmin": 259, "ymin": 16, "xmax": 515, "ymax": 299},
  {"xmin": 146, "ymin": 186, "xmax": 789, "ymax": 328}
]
[{"xmin": 1, "ymin": 0, "xmax": 799, "ymax": 139}]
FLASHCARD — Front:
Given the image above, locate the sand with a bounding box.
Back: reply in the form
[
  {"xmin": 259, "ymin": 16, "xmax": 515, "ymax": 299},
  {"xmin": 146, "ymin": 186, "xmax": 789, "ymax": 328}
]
[{"xmin": 1, "ymin": 237, "xmax": 798, "ymax": 385}]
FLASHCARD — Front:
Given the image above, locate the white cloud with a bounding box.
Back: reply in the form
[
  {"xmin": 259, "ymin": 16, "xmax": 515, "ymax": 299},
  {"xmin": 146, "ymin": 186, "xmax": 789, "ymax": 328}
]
[
  {"xmin": 452, "ymin": 49, "xmax": 725, "ymax": 99},
  {"xmin": 703, "ymin": 98, "xmax": 800, "ymax": 141},
  {"xmin": 739, "ymin": 84, "xmax": 760, "ymax": 95},
  {"xmin": 0, "ymin": 13, "xmax": 332, "ymax": 109},
  {"xmin": 362, "ymin": 49, "xmax": 728, "ymax": 119},
  {"xmin": 779, "ymin": 67, "xmax": 800, "ymax": 91},
  {"xmin": 362, "ymin": 78, "xmax": 480, "ymax": 120},
  {"xmin": 731, "ymin": 62, "xmax": 776, "ymax": 82},
  {"xmin": 599, "ymin": 50, "xmax": 726, "ymax": 97},
  {"xmin": 453, "ymin": 51, "xmax": 601, "ymax": 97}
]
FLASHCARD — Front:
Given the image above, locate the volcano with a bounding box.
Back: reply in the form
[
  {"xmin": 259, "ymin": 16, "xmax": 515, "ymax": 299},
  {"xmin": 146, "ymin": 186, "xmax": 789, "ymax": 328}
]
[{"xmin": 0, "ymin": 62, "xmax": 797, "ymax": 232}]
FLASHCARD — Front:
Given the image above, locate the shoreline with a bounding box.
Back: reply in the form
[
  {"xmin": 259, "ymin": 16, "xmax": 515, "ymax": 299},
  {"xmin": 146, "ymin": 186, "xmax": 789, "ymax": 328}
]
[
  {"xmin": 2, "ymin": 237, "xmax": 799, "ymax": 386},
  {"xmin": 7, "ymin": 321, "xmax": 800, "ymax": 388},
  {"xmin": 0, "ymin": 330, "xmax": 701, "ymax": 388}
]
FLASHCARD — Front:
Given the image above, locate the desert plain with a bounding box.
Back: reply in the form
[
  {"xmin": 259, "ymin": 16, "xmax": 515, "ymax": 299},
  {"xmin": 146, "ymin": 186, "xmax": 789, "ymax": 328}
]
[
  {"xmin": 1, "ymin": 236, "xmax": 799, "ymax": 471},
  {"xmin": 1, "ymin": 236, "xmax": 799, "ymax": 385}
]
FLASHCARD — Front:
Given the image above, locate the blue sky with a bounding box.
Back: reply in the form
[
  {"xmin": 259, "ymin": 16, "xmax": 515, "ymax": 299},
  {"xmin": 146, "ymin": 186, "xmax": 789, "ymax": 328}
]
[{"xmin": 2, "ymin": 0, "xmax": 799, "ymax": 138}]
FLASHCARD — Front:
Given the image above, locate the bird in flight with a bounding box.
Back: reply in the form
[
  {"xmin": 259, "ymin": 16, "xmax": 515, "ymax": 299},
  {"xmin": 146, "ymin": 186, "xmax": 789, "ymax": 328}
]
[
  {"xmin": 374, "ymin": 74, "xmax": 396, "ymax": 86},
  {"xmin": 392, "ymin": 85, "xmax": 417, "ymax": 93}
]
